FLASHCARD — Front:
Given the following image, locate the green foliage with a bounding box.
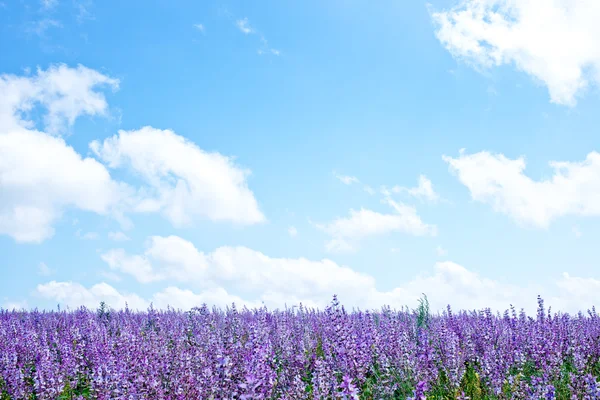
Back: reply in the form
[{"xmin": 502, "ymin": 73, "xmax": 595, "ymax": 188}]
[
  {"xmin": 359, "ymin": 362, "xmax": 384, "ymax": 399},
  {"xmin": 392, "ymin": 380, "xmax": 415, "ymax": 400},
  {"xmin": 0, "ymin": 378, "xmax": 11, "ymax": 400},
  {"xmin": 301, "ymin": 364, "xmax": 313, "ymax": 396},
  {"xmin": 587, "ymin": 356, "xmax": 600, "ymax": 379},
  {"xmin": 58, "ymin": 374, "xmax": 92, "ymax": 399},
  {"xmin": 459, "ymin": 362, "xmax": 483, "ymax": 400},
  {"xmin": 96, "ymin": 301, "xmax": 110, "ymax": 321},
  {"xmin": 520, "ymin": 359, "xmax": 543, "ymax": 384},
  {"xmin": 427, "ymin": 369, "xmax": 453, "ymax": 399},
  {"xmin": 552, "ymin": 357, "xmax": 577, "ymax": 400},
  {"xmin": 23, "ymin": 362, "xmax": 37, "ymax": 400},
  {"xmin": 415, "ymin": 294, "xmax": 430, "ymax": 331},
  {"xmin": 315, "ymin": 336, "xmax": 325, "ymax": 359}
]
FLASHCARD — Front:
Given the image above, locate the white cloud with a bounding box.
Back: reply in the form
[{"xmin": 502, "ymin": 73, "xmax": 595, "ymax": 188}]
[
  {"xmin": 41, "ymin": 0, "xmax": 58, "ymax": 9},
  {"xmin": 553, "ymin": 273, "xmax": 600, "ymax": 312},
  {"xmin": 91, "ymin": 127, "xmax": 265, "ymax": 227},
  {"xmin": 26, "ymin": 19, "xmax": 63, "ymax": 38},
  {"xmin": 108, "ymin": 231, "xmax": 130, "ymax": 241},
  {"xmin": 0, "ymin": 64, "xmax": 118, "ymax": 135},
  {"xmin": 235, "ymin": 18, "xmax": 279, "ymax": 56},
  {"xmin": 363, "ymin": 185, "xmax": 376, "ymax": 195},
  {"xmin": 33, "ymin": 280, "xmax": 261, "ymax": 311},
  {"xmin": 194, "ymin": 23, "xmax": 205, "ymax": 32},
  {"xmin": 101, "ymin": 235, "xmax": 376, "ymax": 307},
  {"xmin": 101, "ymin": 249, "xmax": 163, "ymax": 284},
  {"xmin": 333, "ymin": 171, "xmax": 359, "ymax": 185},
  {"xmin": 42, "ymin": 235, "xmax": 596, "ymax": 314},
  {"xmin": 392, "ymin": 175, "xmax": 439, "ymax": 202},
  {"xmin": 0, "ymin": 65, "xmax": 129, "ymax": 243},
  {"xmin": 2, "ymin": 66, "xmax": 265, "ymax": 243},
  {"xmin": 36, "ymin": 281, "xmax": 148, "ymax": 310},
  {"xmin": 0, "ymin": 130, "xmax": 129, "ymax": 243},
  {"xmin": 38, "ymin": 262, "xmax": 53, "ymax": 276},
  {"xmin": 443, "ymin": 150, "xmax": 600, "ymax": 228},
  {"xmin": 236, "ymin": 18, "xmax": 254, "ymax": 34},
  {"xmin": 152, "ymin": 287, "xmax": 260, "ymax": 310},
  {"xmin": 316, "ymin": 198, "xmax": 437, "ymax": 253},
  {"xmin": 257, "ymin": 37, "xmax": 280, "ymax": 57},
  {"xmin": 431, "ymin": 0, "xmax": 600, "ymax": 106},
  {"xmin": 3, "ymin": 300, "xmax": 28, "ymax": 310},
  {"xmin": 76, "ymin": 230, "xmax": 99, "ymax": 240},
  {"xmin": 288, "ymin": 226, "xmax": 297, "ymax": 237}
]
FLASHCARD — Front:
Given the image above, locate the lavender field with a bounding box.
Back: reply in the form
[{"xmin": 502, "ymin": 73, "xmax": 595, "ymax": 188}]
[{"xmin": 1, "ymin": 296, "xmax": 599, "ymax": 399}]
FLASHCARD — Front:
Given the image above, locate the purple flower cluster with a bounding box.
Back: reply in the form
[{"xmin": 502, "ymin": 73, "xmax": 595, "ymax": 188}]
[{"xmin": 0, "ymin": 297, "xmax": 599, "ymax": 399}]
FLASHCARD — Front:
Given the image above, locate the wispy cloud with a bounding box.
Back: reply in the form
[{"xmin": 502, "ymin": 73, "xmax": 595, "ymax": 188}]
[
  {"xmin": 76, "ymin": 230, "xmax": 99, "ymax": 240},
  {"xmin": 235, "ymin": 17, "xmax": 280, "ymax": 56},
  {"xmin": 389, "ymin": 175, "xmax": 439, "ymax": 202},
  {"xmin": 236, "ymin": 18, "xmax": 254, "ymax": 34},
  {"xmin": 194, "ymin": 23, "xmax": 205, "ymax": 33},
  {"xmin": 40, "ymin": 0, "xmax": 58, "ymax": 10},
  {"xmin": 109, "ymin": 231, "xmax": 131, "ymax": 242},
  {"xmin": 75, "ymin": 0, "xmax": 94, "ymax": 24},
  {"xmin": 316, "ymin": 198, "xmax": 437, "ymax": 254},
  {"xmin": 363, "ymin": 186, "xmax": 376, "ymax": 195},
  {"xmin": 257, "ymin": 48, "xmax": 280, "ymax": 56},
  {"xmin": 333, "ymin": 171, "xmax": 359, "ymax": 185},
  {"xmin": 258, "ymin": 39, "xmax": 280, "ymax": 56},
  {"xmin": 26, "ymin": 18, "xmax": 62, "ymax": 37}
]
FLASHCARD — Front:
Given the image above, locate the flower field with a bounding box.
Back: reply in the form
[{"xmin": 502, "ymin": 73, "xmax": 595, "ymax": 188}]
[{"xmin": 1, "ymin": 296, "xmax": 600, "ymax": 399}]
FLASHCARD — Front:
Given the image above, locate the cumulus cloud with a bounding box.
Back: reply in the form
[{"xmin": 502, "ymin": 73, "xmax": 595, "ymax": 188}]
[
  {"xmin": 443, "ymin": 150, "xmax": 600, "ymax": 228},
  {"xmin": 101, "ymin": 249, "xmax": 163, "ymax": 284},
  {"xmin": 26, "ymin": 235, "xmax": 599, "ymax": 314},
  {"xmin": 2, "ymin": 300, "xmax": 29, "ymax": 311},
  {"xmin": 0, "ymin": 129, "xmax": 129, "ymax": 243},
  {"xmin": 0, "ymin": 65, "xmax": 263, "ymax": 243},
  {"xmin": 36, "ymin": 281, "xmax": 148, "ymax": 310},
  {"xmin": 431, "ymin": 0, "xmax": 600, "ymax": 106},
  {"xmin": 101, "ymin": 235, "xmax": 374, "ymax": 304},
  {"xmin": 316, "ymin": 198, "xmax": 437, "ymax": 253},
  {"xmin": 152, "ymin": 287, "xmax": 260, "ymax": 310},
  {"xmin": 33, "ymin": 281, "xmax": 260, "ymax": 311},
  {"xmin": 90, "ymin": 127, "xmax": 265, "ymax": 227},
  {"xmin": 0, "ymin": 64, "xmax": 118, "ymax": 135},
  {"xmin": 0, "ymin": 65, "xmax": 130, "ymax": 243}
]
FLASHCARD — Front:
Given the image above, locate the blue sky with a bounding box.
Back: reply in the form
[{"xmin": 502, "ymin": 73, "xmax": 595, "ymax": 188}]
[{"xmin": 1, "ymin": 0, "xmax": 600, "ymax": 314}]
